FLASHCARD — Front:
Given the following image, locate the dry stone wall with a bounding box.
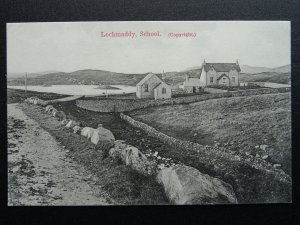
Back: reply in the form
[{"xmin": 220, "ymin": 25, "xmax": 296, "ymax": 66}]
[
  {"xmin": 76, "ymin": 87, "xmax": 291, "ymax": 112},
  {"xmin": 120, "ymin": 113, "xmax": 291, "ymax": 185}
]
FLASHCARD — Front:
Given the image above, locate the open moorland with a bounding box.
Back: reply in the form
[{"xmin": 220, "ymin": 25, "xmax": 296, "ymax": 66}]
[
  {"xmin": 7, "ymin": 88, "xmax": 292, "ymax": 204},
  {"xmin": 129, "ymin": 93, "xmax": 291, "ymax": 175}
]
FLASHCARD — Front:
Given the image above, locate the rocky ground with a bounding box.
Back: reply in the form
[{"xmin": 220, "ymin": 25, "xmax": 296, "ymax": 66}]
[{"xmin": 8, "ymin": 103, "xmax": 113, "ymax": 205}]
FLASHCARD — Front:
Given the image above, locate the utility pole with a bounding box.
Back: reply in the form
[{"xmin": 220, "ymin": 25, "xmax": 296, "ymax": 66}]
[{"xmin": 25, "ymin": 72, "xmax": 28, "ymax": 96}]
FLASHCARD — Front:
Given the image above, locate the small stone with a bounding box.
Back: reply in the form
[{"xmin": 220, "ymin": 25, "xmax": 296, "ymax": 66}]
[
  {"xmin": 157, "ymin": 156, "xmax": 161, "ymax": 160},
  {"xmin": 245, "ymin": 152, "xmax": 250, "ymax": 156},
  {"xmin": 260, "ymin": 145, "xmax": 268, "ymax": 151},
  {"xmin": 153, "ymin": 151, "xmax": 158, "ymax": 157},
  {"xmin": 255, "ymin": 154, "xmax": 260, "ymax": 157},
  {"xmin": 255, "ymin": 145, "xmax": 259, "ymax": 149},
  {"xmin": 273, "ymin": 164, "xmax": 281, "ymax": 168},
  {"xmin": 66, "ymin": 150, "xmax": 70, "ymax": 153},
  {"xmin": 262, "ymin": 155, "xmax": 269, "ymax": 160}
]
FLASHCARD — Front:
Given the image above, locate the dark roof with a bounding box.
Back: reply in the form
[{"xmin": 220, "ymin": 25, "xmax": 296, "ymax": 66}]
[
  {"xmin": 136, "ymin": 73, "xmax": 162, "ymax": 86},
  {"xmin": 217, "ymin": 73, "xmax": 230, "ymax": 81},
  {"xmin": 153, "ymin": 81, "xmax": 170, "ymax": 89},
  {"xmin": 203, "ymin": 63, "xmax": 241, "ymax": 72},
  {"xmin": 152, "ymin": 82, "xmax": 162, "ymax": 89},
  {"xmin": 186, "ymin": 71, "xmax": 201, "ymax": 79}
]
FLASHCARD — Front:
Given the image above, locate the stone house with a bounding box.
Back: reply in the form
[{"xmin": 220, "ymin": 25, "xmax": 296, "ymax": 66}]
[
  {"xmin": 199, "ymin": 60, "xmax": 241, "ymax": 86},
  {"xmin": 136, "ymin": 73, "xmax": 172, "ymax": 100},
  {"xmin": 183, "ymin": 60, "xmax": 241, "ymax": 92}
]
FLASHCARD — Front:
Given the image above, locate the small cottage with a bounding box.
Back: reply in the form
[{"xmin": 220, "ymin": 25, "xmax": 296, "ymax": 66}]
[
  {"xmin": 183, "ymin": 71, "xmax": 204, "ymax": 93},
  {"xmin": 136, "ymin": 73, "xmax": 172, "ymax": 100}
]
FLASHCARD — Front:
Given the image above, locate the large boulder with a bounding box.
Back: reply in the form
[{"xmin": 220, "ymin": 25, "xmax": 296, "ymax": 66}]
[
  {"xmin": 92, "ymin": 127, "xmax": 115, "ymax": 152},
  {"xmin": 109, "ymin": 140, "xmax": 157, "ymax": 176},
  {"xmin": 157, "ymin": 164, "xmax": 238, "ymax": 204}
]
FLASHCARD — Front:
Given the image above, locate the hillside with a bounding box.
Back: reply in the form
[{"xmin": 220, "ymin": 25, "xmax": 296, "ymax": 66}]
[
  {"xmin": 7, "ymin": 64, "xmax": 290, "ymax": 86},
  {"xmin": 129, "ymin": 93, "xmax": 291, "ymax": 175},
  {"xmin": 239, "ymin": 72, "xmax": 291, "ymax": 84},
  {"xmin": 240, "ymin": 64, "xmax": 290, "ymax": 74},
  {"xmin": 7, "ymin": 70, "xmax": 148, "ymax": 86}
]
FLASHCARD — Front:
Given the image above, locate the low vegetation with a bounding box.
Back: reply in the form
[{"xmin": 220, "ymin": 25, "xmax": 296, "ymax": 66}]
[
  {"xmin": 7, "ymin": 88, "xmax": 69, "ymax": 104},
  {"xmin": 129, "ymin": 93, "xmax": 291, "ymax": 175},
  {"xmin": 18, "ymin": 103, "xmax": 168, "ymax": 205},
  {"xmin": 239, "ymin": 72, "xmax": 291, "ymax": 84}
]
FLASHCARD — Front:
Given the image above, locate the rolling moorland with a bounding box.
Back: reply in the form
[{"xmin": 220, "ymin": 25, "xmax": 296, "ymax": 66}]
[
  {"xmin": 7, "ymin": 64, "xmax": 291, "ymax": 86},
  {"xmin": 129, "ymin": 93, "xmax": 291, "ymax": 175}
]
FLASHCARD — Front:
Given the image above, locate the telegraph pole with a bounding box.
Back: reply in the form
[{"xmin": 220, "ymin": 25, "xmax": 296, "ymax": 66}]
[{"xmin": 25, "ymin": 72, "xmax": 28, "ymax": 96}]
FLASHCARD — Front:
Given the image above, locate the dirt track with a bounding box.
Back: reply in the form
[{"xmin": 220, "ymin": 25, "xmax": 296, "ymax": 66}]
[{"xmin": 8, "ymin": 103, "xmax": 113, "ymax": 205}]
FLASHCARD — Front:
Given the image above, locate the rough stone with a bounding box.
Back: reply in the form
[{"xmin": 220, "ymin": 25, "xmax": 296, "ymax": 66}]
[
  {"xmin": 157, "ymin": 164, "xmax": 238, "ymax": 205},
  {"xmin": 92, "ymin": 127, "xmax": 115, "ymax": 152},
  {"xmin": 259, "ymin": 145, "xmax": 268, "ymax": 151},
  {"xmin": 109, "ymin": 140, "xmax": 158, "ymax": 176}
]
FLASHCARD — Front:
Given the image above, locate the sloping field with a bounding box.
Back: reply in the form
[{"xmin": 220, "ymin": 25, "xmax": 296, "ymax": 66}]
[
  {"xmin": 239, "ymin": 72, "xmax": 291, "ymax": 84},
  {"xmin": 129, "ymin": 93, "xmax": 291, "ymax": 175}
]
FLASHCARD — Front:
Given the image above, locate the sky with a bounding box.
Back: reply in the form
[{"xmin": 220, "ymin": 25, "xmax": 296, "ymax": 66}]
[{"xmin": 7, "ymin": 21, "xmax": 290, "ymax": 74}]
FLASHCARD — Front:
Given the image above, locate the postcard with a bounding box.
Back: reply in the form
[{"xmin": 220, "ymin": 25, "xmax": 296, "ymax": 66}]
[{"xmin": 7, "ymin": 21, "xmax": 291, "ymax": 205}]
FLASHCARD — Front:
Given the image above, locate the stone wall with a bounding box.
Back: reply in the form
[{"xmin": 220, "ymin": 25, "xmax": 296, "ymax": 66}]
[
  {"xmin": 120, "ymin": 113, "xmax": 291, "ymax": 186},
  {"xmin": 76, "ymin": 87, "xmax": 290, "ymax": 113},
  {"xmin": 204, "ymin": 87, "xmax": 228, "ymax": 93}
]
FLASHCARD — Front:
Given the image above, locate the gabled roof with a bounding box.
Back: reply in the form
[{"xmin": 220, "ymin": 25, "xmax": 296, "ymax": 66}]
[
  {"xmin": 217, "ymin": 73, "xmax": 230, "ymax": 81},
  {"xmin": 136, "ymin": 73, "xmax": 162, "ymax": 86},
  {"xmin": 153, "ymin": 81, "xmax": 169, "ymax": 90},
  {"xmin": 153, "ymin": 82, "xmax": 163, "ymax": 89},
  {"xmin": 203, "ymin": 63, "xmax": 241, "ymax": 72},
  {"xmin": 186, "ymin": 70, "xmax": 201, "ymax": 79}
]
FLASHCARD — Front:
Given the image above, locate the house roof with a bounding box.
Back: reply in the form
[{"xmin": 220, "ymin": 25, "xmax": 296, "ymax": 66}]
[
  {"xmin": 153, "ymin": 82, "xmax": 163, "ymax": 89},
  {"xmin": 203, "ymin": 63, "xmax": 241, "ymax": 72},
  {"xmin": 153, "ymin": 82, "xmax": 170, "ymax": 90},
  {"xmin": 217, "ymin": 73, "xmax": 231, "ymax": 81},
  {"xmin": 186, "ymin": 71, "xmax": 201, "ymax": 79},
  {"xmin": 136, "ymin": 73, "xmax": 162, "ymax": 86}
]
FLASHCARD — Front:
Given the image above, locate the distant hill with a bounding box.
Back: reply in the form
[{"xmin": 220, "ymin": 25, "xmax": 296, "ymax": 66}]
[
  {"xmin": 7, "ymin": 71, "xmax": 61, "ymax": 79},
  {"xmin": 7, "ymin": 64, "xmax": 291, "ymax": 86},
  {"xmin": 240, "ymin": 64, "xmax": 290, "ymax": 74},
  {"xmin": 269, "ymin": 65, "xmax": 291, "ymax": 73},
  {"xmin": 181, "ymin": 66, "xmax": 202, "ymax": 72},
  {"xmin": 7, "ymin": 69, "xmax": 149, "ymax": 86}
]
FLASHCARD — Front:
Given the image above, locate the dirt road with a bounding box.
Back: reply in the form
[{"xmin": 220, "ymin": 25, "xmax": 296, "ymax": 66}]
[{"xmin": 8, "ymin": 103, "xmax": 113, "ymax": 205}]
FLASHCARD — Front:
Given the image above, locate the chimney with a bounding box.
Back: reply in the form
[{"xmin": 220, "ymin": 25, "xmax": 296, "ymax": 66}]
[
  {"xmin": 236, "ymin": 59, "xmax": 239, "ymax": 65},
  {"xmin": 162, "ymin": 70, "xmax": 166, "ymax": 81},
  {"xmin": 203, "ymin": 59, "xmax": 206, "ymax": 65}
]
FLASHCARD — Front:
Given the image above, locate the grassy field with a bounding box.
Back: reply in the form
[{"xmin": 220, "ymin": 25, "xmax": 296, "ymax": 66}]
[
  {"xmin": 239, "ymin": 72, "xmax": 291, "ymax": 84},
  {"xmin": 8, "ymin": 89, "xmax": 291, "ymax": 203},
  {"xmin": 129, "ymin": 93, "xmax": 291, "ymax": 175}
]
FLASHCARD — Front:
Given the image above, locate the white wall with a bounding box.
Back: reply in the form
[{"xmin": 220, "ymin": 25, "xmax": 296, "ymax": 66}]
[{"xmin": 154, "ymin": 83, "xmax": 172, "ymax": 100}]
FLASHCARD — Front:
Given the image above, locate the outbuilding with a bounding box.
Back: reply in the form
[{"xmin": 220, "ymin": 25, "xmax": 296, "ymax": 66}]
[{"xmin": 136, "ymin": 73, "xmax": 172, "ymax": 100}]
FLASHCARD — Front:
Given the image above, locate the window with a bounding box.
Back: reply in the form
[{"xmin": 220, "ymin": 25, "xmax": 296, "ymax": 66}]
[
  {"xmin": 162, "ymin": 87, "xmax": 166, "ymax": 94},
  {"xmin": 232, "ymin": 77, "xmax": 236, "ymax": 83},
  {"xmin": 144, "ymin": 84, "xmax": 149, "ymax": 92},
  {"xmin": 210, "ymin": 77, "xmax": 214, "ymax": 83},
  {"xmin": 223, "ymin": 77, "xmax": 226, "ymax": 84}
]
